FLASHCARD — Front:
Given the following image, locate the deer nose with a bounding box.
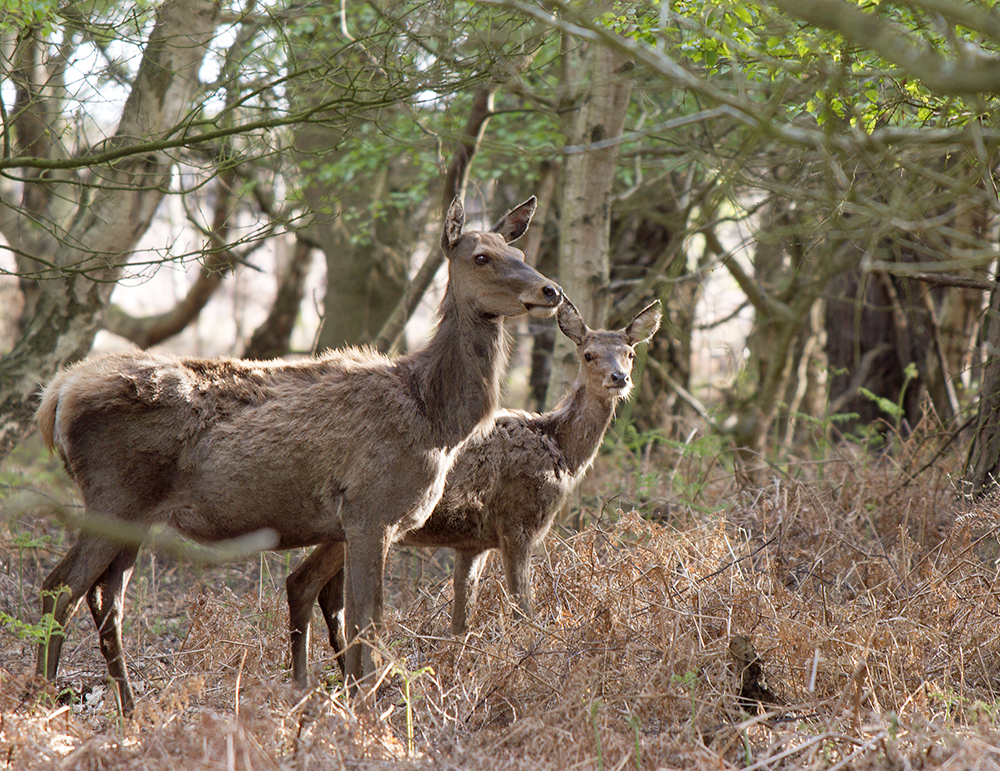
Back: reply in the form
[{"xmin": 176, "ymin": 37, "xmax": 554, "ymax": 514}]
[
  {"xmin": 610, "ymin": 371, "xmax": 629, "ymax": 387},
  {"xmin": 542, "ymin": 285, "xmax": 561, "ymax": 303}
]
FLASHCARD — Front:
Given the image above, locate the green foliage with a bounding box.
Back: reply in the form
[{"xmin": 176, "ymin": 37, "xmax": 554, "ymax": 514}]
[
  {"xmin": 860, "ymin": 361, "xmax": 917, "ymax": 433},
  {"xmin": 0, "ymin": 609, "xmax": 52, "ymax": 644},
  {"xmin": 8, "ymin": 528, "xmax": 52, "ymax": 552},
  {"xmin": 599, "ymin": 4, "xmax": 662, "ymax": 45},
  {"xmin": 618, "ymin": 423, "xmax": 728, "ymax": 515},
  {"xmin": 284, "ymin": 1, "xmax": 559, "ymax": 245},
  {"xmin": 927, "ymin": 682, "xmax": 1000, "ymax": 726},
  {"xmin": 2, "ymin": 588, "xmax": 65, "ymax": 680},
  {"xmin": 671, "ymin": 669, "xmax": 700, "ymax": 721},
  {"xmin": 605, "ymin": 0, "xmax": 999, "ymax": 134},
  {"xmin": 859, "ymin": 387, "xmax": 903, "ymax": 421},
  {"xmin": 0, "ymin": 0, "xmax": 61, "ymax": 34},
  {"xmin": 784, "ymin": 408, "xmax": 859, "ymax": 461},
  {"xmin": 628, "ymin": 714, "xmax": 643, "ymax": 769},
  {"xmin": 391, "ymin": 661, "xmax": 435, "ymax": 757}
]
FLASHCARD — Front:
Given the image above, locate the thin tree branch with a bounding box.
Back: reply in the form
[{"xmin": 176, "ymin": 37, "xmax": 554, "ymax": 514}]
[
  {"xmin": 373, "ymin": 86, "xmax": 500, "ymax": 353},
  {"xmin": 490, "ymin": 0, "xmax": 1000, "ymax": 151},
  {"xmin": 769, "ymin": 0, "xmax": 1000, "ymax": 93}
]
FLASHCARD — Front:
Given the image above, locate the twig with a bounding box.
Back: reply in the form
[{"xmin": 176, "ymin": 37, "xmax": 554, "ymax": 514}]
[
  {"xmin": 696, "ymin": 534, "xmax": 779, "ymax": 585},
  {"xmin": 234, "ymin": 649, "xmax": 248, "ymax": 718},
  {"xmin": 9, "ymin": 490, "xmax": 278, "ymax": 565}
]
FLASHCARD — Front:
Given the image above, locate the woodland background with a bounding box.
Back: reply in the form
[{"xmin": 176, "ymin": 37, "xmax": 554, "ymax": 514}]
[{"xmin": 5, "ymin": 1, "xmax": 1000, "ymax": 769}]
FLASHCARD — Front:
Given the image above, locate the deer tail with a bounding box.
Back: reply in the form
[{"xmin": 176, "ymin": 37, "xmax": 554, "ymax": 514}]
[{"xmin": 35, "ymin": 374, "xmax": 66, "ymax": 453}]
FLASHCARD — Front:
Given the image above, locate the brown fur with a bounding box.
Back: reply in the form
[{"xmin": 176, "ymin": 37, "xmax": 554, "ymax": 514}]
[
  {"xmin": 286, "ymin": 299, "xmax": 661, "ymax": 685},
  {"xmin": 33, "ymin": 196, "xmax": 561, "ymax": 712}
]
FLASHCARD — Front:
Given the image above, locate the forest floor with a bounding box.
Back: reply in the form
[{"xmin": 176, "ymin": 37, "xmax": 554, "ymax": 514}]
[{"xmin": 3, "ymin": 422, "xmax": 1000, "ymax": 770}]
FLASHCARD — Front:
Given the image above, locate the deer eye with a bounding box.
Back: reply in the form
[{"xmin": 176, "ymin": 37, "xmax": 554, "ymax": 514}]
[
  {"xmin": 474, "ymin": 254, "xmax": 490, "ymax": 266},
  {"xmin": 628, "ymin": 351, "xmax": 635, "ymax": 360},
  {"xmin": 584, "ymin": 353, "xmax": 593, "ymax": 362}
]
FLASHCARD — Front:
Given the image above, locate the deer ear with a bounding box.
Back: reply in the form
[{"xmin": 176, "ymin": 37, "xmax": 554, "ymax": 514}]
[
  {"xmin": 557, "ymin": 297, "xmax": 587, "ymax": 345},
  {"xmin": 443, "ymin": 196, "xmax": 465, "ymax": 252},
  {"xmin": 491, "ymin": 196, "xmax": 537, "ymax": 243},
  {"xmin": 626, "ymin": 301, "xmax": 662, "ymax": 346}
]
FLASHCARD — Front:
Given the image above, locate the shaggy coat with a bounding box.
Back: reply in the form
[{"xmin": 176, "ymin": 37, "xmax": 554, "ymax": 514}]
[
  {"xmin": 286, "ymin": 298, "xmax": 661, "ymax": 684},
  {"xmin": 34, "ymin": 196, "xmax": 561, "ymax": 712}
]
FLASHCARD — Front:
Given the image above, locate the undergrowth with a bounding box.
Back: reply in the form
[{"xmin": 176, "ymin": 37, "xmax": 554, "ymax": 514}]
[{"xmin": 2, "ymin": 422, "xmax": 999, "ymax": 770}]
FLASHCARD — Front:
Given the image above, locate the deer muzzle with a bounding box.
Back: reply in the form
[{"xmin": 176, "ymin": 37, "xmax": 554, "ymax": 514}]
[
  {"xmin": 525, "ymin": 284, "xmax": 563, "ymax": 318},
  {"xmin": 606, "ymin": 371, "xmax": 630, "ymax": 391}
]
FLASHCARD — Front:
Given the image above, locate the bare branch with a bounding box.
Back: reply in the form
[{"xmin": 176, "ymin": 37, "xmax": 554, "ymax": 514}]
[
  {"xmin": 4, "ymin": 490, "xmax": 278, "ymax": 565},
  {"xmin": 373, "ymin": 85, "xmax": 506, "ymax": 353}
]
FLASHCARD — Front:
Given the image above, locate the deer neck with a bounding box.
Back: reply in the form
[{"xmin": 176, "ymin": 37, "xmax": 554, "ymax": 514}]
[
  {"xmin": 409, "ymin": 290, "xmax": 508, "ymax": 448},
  {"xmin": 549, "ymin": 379, "xmax": 618, "ymax": 473}
]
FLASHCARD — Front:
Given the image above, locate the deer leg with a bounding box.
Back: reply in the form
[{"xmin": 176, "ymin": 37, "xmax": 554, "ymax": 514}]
[
  {"xmin": 500, "ymin": 535, "xmax": 534, "ymax": 619},
  {"xmin": 342, "ymin": 545, "xmax": 358, "ymax": 682},
  {"xmin": 317, "ymin": 568, "xmax": 346, "ymax": 680},
  {"xmin": 451, "ymin": 550, "xmax": 488, "ymax": 636},
  {"xmin": 36, "ymin": 535, "xmax": 123, "ymax": 685},
  {"xmin": 341, "ymin": 528, "xmax": 392, "ymax": 687},
  {"xmin": 86, "ymin": 547, "xmax": 138, "ymax": 715},
  {"xmin": 286, "ymin": 542, "xmax": 346, "ymax": 688}
]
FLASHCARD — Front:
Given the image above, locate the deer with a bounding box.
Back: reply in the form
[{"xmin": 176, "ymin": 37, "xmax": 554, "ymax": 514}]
[
  {"xmin": 32, "ymin": 196, "xmax": 562, "ymax": 714},
  {"xmin": 285, "ymin": 297, "xmax": 661, "ymax": 686}
]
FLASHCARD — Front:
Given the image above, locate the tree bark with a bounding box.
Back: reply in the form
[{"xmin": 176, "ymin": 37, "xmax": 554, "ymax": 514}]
[
  {"xmin": 0, "ymin": 0, "xmax": 221, "ymax": 462},
  {"xmin": 608, "ymin": 187, "xmax": 700, "ymax": 433},
  {"xmin": 965, "ymin": 270, "xmax": 1000, "ymax": 498},
  {"xmin": 545, "ymin": 36, "xmax": 633, "ymax": 407},
  {"xmin": 100, "ymin": 14, "xmax": 271, "ymax": 352},
  {"xmin": 9, "ymin": 22, "xmax": 73, "ymax": 331},
  {"xmin": 286, "ymin": 2, "xmax": 418, "ymax": 352},
  {"xmin": 243, "ymin": 236, "xmax": 315, "ymax": 359}
]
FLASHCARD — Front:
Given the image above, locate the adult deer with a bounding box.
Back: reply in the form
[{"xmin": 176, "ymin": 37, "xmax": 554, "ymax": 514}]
[
  {"xmin": 33, "ymin": 196, "xmax": 561, "ymax": 713},
  {"xmin": 287, "ymin": 298, "xmax": 661, "ymax": 686}
]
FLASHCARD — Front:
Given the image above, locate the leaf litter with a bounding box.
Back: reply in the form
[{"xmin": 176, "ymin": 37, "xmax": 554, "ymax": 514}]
[{"xmin": 3, "ymin": 431, "xmax": 1000, "ymax": 770}]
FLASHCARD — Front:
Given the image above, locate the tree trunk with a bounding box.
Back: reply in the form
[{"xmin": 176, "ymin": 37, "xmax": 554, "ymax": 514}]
[
  {"xmin": 965, "ymin": 270, "xmax": 1000, "ymax": 498},
  {"xmin": 100, "ymin": 17, "xmax": 273, "ymax": 352},
  {"xmin": 724, "ymin": 200, "xmax": 829, "ymax": 463},
  {"xmin": 608, "ymin": 185, "xmax": 700, "ymax": 433},
  {"xmin": 544, "ymin": 36, "xmax": 633, "ymax": 408},
  {"xmin": 286, "ymin": 2, "xmax": 417, "ymax": 351},
  {"xmin": 0, "ymin": 0, "xmax": 220, "ymax": 462},
  {"xmin": 243, "ymin": 237, "xmax": 315, "ymax": 359}
]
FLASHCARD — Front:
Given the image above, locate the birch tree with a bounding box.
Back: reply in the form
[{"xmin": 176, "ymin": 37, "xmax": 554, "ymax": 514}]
[{"xmin": 544, "ymin": 34, "xmax": 633, "ymax": 406}]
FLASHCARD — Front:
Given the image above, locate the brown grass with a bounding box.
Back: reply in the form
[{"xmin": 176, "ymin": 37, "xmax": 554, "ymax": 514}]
[{"xmin": 3, "ymin": 425, "xmax": 1000, "ymax": 770}]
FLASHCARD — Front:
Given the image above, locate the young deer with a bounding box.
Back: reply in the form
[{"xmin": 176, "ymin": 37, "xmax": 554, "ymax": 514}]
[
  {"xmin": 286, "ymin": 298, "xmax": 660, "ymax": 684},
  {"xmin": 33, "ymin": 196, "xmax": 561, "ymax": 713}
]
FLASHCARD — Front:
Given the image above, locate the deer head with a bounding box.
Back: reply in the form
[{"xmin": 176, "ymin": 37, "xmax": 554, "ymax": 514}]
[
  {"xmin": 557, "ymin": 298, "xmax": 663, "ymax": 400},
  {"xmin": 442, "ymin": 196, "xmax": 561, "ymax": 319}
]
